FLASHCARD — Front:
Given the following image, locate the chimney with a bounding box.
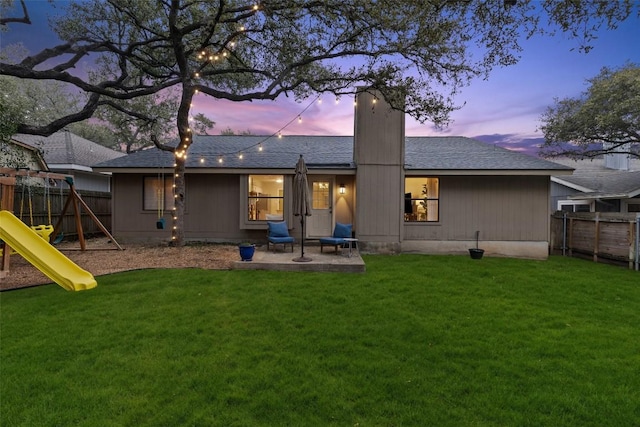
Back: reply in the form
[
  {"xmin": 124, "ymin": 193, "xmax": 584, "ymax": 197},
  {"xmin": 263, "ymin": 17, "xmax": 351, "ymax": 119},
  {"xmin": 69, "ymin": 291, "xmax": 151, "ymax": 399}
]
[{"xmin": 603, "ymin": 143, "xmax": 630, "ymax": 171}]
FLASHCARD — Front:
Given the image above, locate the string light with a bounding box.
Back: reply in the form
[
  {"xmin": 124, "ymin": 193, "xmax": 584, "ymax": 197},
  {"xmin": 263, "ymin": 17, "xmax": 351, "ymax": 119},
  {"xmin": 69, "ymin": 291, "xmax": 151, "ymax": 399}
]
[{"xmin": 188, "ymin": 93, "xmax": 358, "ymax": 165}]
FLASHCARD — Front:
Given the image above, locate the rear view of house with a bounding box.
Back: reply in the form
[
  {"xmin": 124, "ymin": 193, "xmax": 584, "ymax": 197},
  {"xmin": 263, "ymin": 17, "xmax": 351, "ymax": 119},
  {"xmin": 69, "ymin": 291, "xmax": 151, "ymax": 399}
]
[{"xmin": 95, "ymin": 90, "xmax": 572, "ymax": 259}]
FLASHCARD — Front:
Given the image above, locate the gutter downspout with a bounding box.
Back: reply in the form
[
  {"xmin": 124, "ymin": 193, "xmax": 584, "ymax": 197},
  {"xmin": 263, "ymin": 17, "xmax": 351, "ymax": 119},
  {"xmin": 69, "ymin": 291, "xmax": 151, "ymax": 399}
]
[
  {"xmin": 562, "ymin": 212, "xmax": 567, "ymax": 257},
  {"xmin": 635, "ymin": 214, "xmax": 639, "ymax": 271}
]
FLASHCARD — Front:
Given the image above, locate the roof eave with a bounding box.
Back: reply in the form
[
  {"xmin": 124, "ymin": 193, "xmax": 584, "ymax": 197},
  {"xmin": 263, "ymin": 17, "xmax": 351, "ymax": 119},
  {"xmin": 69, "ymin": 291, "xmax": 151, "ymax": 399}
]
[{"xmin": 405, "ymin": 169, "xmax": 571, "ymax": 176}]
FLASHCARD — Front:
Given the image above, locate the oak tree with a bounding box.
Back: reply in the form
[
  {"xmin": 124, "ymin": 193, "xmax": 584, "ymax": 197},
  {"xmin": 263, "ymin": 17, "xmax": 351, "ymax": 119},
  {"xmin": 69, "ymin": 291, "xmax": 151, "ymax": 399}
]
[
  {"xmin": 539, "ymin": 63, "xmax": 640, "ymax": 159},
  {"xmin": 1, "ymin": 0, "xmax": 637, "ymax": 245}
]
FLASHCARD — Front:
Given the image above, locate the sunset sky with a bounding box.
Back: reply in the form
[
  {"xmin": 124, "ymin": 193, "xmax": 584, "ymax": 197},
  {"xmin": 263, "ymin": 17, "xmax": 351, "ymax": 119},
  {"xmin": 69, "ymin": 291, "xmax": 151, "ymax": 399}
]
[{"xmin": 2, "ymin": 1, "xmax": 639, "ymax": 156}]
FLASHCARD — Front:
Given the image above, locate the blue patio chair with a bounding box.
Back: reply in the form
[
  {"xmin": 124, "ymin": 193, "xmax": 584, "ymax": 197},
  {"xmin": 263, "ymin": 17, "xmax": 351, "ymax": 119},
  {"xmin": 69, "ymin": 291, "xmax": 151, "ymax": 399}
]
[
  {"xmin": 267, "ymin": 221, "xmax": 294, "ymax": 252},
  {"xmin": 319, "ymin": 223, "xmax": 352, "ymax": 253}
]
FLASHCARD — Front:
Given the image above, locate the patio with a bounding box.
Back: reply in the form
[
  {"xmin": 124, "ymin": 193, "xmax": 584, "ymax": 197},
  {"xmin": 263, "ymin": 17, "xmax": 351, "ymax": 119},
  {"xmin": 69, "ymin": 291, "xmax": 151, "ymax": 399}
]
[{"xmin": 232, "ymin": 243, "xmax": 366, "ymax": 273}]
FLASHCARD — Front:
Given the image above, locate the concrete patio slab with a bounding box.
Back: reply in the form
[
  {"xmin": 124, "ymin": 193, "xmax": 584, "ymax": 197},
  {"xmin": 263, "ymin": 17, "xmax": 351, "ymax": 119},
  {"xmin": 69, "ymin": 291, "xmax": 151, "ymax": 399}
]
[{"xmin": 232, "ymin": 244, "xmax": 365, "ymax": 273}]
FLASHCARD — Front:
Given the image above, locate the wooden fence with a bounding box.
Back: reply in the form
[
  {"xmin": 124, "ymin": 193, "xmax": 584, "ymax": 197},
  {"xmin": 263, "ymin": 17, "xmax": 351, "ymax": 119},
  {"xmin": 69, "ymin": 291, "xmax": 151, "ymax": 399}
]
[
  {"xmin": 12, "ymin": 185, "xmax": 112, "ymax": 241},
  {"xmin": 550, "ymin": 212, "xmax": 640, "ymax": 270}
]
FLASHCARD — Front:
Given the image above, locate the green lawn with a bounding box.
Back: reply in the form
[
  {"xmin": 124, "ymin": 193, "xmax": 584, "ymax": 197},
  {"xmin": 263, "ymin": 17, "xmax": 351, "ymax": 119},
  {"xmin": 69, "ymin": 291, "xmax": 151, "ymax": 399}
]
[{"xmin": 1, "ymin": 255, "xmax": 638, "ymax": 426}]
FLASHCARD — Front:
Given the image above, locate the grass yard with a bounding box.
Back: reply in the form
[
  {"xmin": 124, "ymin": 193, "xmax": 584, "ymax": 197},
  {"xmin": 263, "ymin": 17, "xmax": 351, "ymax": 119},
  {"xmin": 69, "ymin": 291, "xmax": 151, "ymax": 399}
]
[{"xmin": 1, "ymin": 255, "xmax": 638, "ymax": 426}]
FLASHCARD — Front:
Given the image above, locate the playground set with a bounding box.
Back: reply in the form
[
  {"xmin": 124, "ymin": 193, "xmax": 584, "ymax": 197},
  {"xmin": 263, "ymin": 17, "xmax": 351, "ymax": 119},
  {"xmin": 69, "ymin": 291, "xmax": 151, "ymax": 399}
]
[{"xmin": 0, "ymin": 168, "xmax": 123, "ymax": 291}]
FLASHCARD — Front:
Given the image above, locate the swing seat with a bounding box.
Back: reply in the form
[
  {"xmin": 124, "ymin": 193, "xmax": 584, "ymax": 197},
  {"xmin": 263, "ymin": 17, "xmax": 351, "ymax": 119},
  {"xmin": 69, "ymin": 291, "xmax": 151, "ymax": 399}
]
[
  {"xmin": 52, "ymin": 232, "xmax": 64, "ymax": 245},
  {"xmin": 31, "ymin": 225, "xmax": 54, "ymax": 241}
]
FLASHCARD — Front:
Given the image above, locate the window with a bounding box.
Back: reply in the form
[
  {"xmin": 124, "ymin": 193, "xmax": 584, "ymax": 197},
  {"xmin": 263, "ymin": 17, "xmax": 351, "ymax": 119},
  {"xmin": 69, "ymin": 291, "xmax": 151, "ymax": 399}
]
[
  {"xmin": 626, "ymin": 203, "xmax": 640, "ymax": 213},
  {"xmin": 143, "ymin": 176, "xmax": 173, "ymax": 211},
  {"xmin": 404, "ymin": 177, "xmax": 439, "ymax": 222},
  {"xmin": 248, "ymin": 175, "xmax": 284, "ymax": 221},
  {"xmin": 312, "ymin": 181, "xmax": 330, "ymax": 209},
  {"xmin": 558, "ymin": 201, "xmax": 592, "ymax": 213}
]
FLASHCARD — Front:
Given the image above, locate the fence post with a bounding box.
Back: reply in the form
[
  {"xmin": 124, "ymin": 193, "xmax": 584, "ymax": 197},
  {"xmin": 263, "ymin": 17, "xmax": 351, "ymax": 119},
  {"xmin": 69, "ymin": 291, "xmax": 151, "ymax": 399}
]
[
  {"xmin": 562, "ymin": 212, "xmax": 567, "ymax": 256},
  {"xmin": 593, "ymin": 212, "xmax": 600, "ymax": 263},
  {"xmin": 635, "ymin": 214, "xmax": 640, "ymax": 271}
]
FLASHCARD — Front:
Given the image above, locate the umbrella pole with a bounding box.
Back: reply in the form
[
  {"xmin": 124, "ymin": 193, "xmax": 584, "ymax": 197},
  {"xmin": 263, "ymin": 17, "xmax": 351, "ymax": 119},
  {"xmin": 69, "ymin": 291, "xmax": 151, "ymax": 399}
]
[{"xmin": 293, "ymin": 215, "xmax": 312, "ymax": 262}]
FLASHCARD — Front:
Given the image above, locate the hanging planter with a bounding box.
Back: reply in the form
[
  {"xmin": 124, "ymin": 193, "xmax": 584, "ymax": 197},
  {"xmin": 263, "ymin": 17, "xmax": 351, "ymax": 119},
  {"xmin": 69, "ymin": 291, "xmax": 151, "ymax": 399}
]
[
  {"xmin": 469, "ymin": 230, "xmax": 485, "ymax": 259},
  {"xmin": 238, "ymin": 243, "xmax": 256, "ymax": 261}
]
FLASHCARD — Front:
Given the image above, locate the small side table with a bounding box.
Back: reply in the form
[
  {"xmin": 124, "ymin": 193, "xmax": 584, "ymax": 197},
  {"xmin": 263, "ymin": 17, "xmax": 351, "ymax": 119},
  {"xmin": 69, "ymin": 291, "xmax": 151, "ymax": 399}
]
[{"xmin": 342, "ymin": 238, "xmax": 359, "ymax": 258}]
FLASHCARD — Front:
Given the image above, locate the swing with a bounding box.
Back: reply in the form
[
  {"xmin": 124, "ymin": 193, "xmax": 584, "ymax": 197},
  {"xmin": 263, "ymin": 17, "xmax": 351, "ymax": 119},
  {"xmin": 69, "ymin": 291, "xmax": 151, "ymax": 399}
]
[
  {"xmin": 49, "ymin": 176, "xmax": 65, "ymax": 244},
  {"xmin": 24, "ymin": 175, "xmax": 54, "ymax": 241},
  {"xmin": 156, "ymin": 171, "xmax": 165, "ymax": 229}
]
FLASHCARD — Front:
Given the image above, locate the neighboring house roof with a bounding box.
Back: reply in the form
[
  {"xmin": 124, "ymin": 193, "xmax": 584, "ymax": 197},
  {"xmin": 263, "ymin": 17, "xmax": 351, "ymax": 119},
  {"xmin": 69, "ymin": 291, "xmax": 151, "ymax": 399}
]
[
  {"xmin": 95, "ymin": 135, "xmax": 572, "ymax": 175},
  {"xmin": 551, "ymin": 157, "xmax": 640, "ymax": 199},
  {"xmin": 13, "ymin": 130, "xmax": 125, "ymax": 171},
  {"xmin": 2, "ymin": 138, "xmax": 49, "ymax": 171}
]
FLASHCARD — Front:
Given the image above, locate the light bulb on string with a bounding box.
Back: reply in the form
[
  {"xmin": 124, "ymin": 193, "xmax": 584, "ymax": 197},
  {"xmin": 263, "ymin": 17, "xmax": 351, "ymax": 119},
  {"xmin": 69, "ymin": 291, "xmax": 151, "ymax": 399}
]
[
  {"xmin": 298, "ymin": 116, "xmax": 302, "ymax": 123},
  {"xmin": 200, "ymin": 158, "xmax": 205, "ymax": 164},
  {"xmin": 238, "ymin": 152, "xmax": 243, "ymax": 160},
  {"xmin": 258, "ymin": 143, "xmax": 263, "ymax": 151},
  {"xmin": 218, "ymin": 156, "xmax": 223, "ymax": 164}
]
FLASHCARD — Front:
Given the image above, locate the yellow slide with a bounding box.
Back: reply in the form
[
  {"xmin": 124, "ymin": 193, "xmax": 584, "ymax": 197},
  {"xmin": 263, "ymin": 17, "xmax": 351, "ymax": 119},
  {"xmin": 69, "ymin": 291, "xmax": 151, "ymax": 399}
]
[{"xmin": 0, "ymin": 210, "xmax": 97, "ymax": 291}]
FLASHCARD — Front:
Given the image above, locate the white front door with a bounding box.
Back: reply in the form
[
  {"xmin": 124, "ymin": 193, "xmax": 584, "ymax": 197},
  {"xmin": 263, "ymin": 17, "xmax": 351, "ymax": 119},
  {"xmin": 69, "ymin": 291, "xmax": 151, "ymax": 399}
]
[{"xmin": 307, "ymin": 177, "xmax": 333, "ymax": 238}]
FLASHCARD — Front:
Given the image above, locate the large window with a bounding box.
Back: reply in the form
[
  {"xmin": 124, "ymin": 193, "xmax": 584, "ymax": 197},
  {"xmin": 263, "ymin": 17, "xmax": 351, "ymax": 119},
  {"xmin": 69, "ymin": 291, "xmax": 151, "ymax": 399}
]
[
  {"xmin": 143, "ymin": 176, "xmax": 173, "ymax": 211},
  {"xmin": 405, "ymin": 177, "xmax": 439, "ymax": 222},
  {"xmin": 248, "ymin": 175, "xmax": 284, "ymax": 221}
]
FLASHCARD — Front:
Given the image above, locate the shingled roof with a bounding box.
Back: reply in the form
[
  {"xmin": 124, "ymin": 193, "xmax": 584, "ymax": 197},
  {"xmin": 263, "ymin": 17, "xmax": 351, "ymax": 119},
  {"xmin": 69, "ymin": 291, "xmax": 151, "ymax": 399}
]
[
  {"xmin": 552, "ymin": 157, "xmax": 640, "ymax": 199},
  {"xmin": 13, "ymin": 130, "xmax": 125, "ymax": 167},
  {"xmin": 95, "ymin": 134, "xmax": 572, "ymax": 174}
]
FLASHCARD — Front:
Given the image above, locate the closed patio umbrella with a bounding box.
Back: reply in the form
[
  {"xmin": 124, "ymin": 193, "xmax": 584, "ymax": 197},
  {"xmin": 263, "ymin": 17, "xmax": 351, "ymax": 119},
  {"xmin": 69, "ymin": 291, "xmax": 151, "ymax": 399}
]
[{"xmin": 292, "ymin": 154, "xmax": 312, "ymax": 262}]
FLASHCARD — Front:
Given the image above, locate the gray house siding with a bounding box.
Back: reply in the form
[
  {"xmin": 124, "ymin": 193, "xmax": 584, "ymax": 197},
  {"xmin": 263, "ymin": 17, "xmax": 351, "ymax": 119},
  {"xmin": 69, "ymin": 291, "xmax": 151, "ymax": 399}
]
[{"xmin": 403, "ymin": 175, "xmax": 551, "ymax": 258}]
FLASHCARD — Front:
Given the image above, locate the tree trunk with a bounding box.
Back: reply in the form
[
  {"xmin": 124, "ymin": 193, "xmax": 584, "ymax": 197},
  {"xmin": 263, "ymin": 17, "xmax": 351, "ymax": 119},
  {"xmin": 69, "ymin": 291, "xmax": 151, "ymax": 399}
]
[{"xmin": 172, "ymin": 156, "xmax": 186, "ymax": 246}]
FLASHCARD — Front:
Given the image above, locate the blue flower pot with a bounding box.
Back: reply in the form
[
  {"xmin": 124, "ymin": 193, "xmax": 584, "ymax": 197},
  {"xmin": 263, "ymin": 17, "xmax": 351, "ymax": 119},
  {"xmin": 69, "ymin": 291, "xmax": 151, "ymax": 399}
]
[{"xmin": 239, "ymin": 244, "xmax": 255, "ymax": 261}]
